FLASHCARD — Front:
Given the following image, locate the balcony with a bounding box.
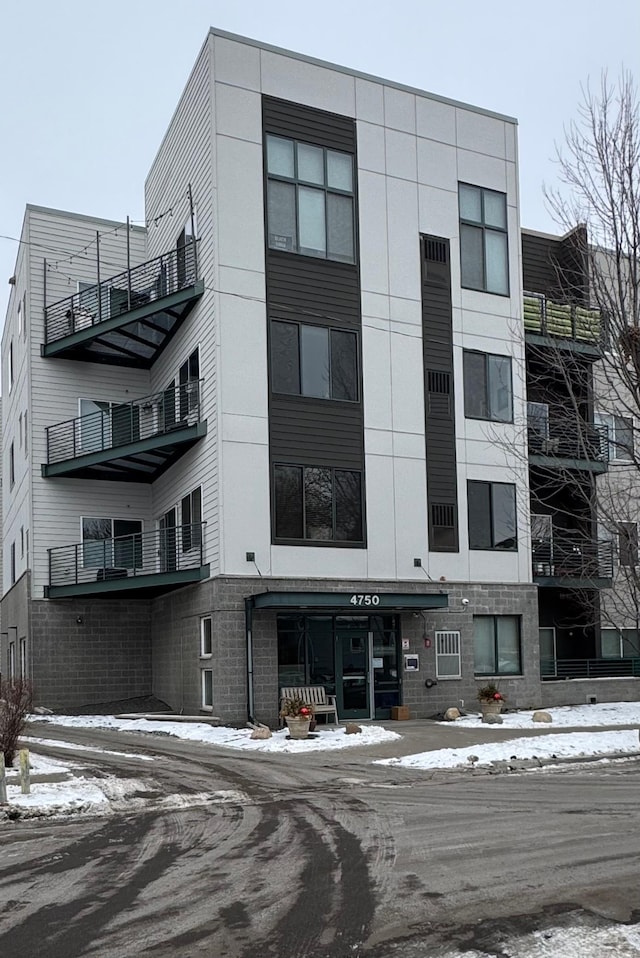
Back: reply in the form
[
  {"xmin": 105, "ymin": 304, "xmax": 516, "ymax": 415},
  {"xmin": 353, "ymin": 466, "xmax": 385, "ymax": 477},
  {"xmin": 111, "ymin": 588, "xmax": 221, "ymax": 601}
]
[
  {"xmin": 527, "ymin": 404, "xmax": 609, "ymax": 473},
  {"xmin": 532, "ymin": 532, "xmax": 613, "ymax": 588},
  {"xmin": 45, "ymin": 524, "xmax": 209, "ymax": 598},
  {"xmin": 524, "ymin": 291, "xmax": 604, "ymax": 356},
  {"xmin": 42, "ymin": 381, "xmax": 206, "ymax": 482},
  {"xmin": 42, "ymin": 243, "xmax": 203, "ymax": 367}
]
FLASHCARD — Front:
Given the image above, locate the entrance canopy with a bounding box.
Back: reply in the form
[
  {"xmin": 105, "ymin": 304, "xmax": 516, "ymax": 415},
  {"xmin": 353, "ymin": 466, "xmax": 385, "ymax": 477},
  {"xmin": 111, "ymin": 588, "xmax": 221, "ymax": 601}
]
[{"xmin": 247, "ymin": 590, "xmax": 448, "ymax": 612}]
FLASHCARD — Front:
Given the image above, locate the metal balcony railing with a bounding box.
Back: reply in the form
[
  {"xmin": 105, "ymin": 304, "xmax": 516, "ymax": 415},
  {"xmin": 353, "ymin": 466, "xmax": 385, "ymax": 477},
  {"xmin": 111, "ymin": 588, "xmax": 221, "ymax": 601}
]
[
  {"xmin": 532, "ymin": 534, "xmax": 614, "ymax": 580},
  {"xmin": 527, "ymin": 411, "xmax": 609, "ymax": 464},
  {"xmin": 523, "ymin": 291, "xmax": 603, "ymax": 347},
  {"xmin": 48, "ymin": 523, "xmax": 206, "ymax": 589},
  {"xmin": 541, "ymin": 657, "xmax": 640, "ymax": 680},
  {"xmin": 44, "ymin": 241, "xmax": 199, "ymax": 346},
  {"xmin": 46, "ymin": 380, "xmax": 203, "ymax": 465}
]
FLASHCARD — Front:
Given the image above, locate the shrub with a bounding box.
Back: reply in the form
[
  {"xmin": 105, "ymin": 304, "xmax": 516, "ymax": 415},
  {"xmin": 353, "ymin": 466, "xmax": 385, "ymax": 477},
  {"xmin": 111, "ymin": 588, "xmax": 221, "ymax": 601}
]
[
  {"xmin": 476, "ymin": 683, "xmax": 506, "ymax": 704},
  {"xmin": 0, "ymin": 679, "xmax": 33, "ymax": 767},
  {"xmin": 279, "ymin": 694, "xmax": 315, "ymax": 719}
]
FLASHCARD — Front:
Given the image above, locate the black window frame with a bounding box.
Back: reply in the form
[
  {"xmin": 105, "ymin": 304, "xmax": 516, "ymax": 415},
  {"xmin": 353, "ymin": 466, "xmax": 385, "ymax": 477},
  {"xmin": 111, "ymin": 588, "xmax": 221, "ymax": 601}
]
[
  {"xmin": 467, "ymin": 480, "xmax": 518, "ymax": 551},
  {"xmin": 473, "ymin": 615, "xmax": 522, "ymax": 676},
  {"xmin": 265, "ymin": 134, "xmax": 356, "ymax": 264},
  {"xmin": 181, "ymin": 486, "xmax": 202, "ymax": 553},
  {"xmin": 270, "ymin": 319, "xmax": 359, "ymax": 403},
  {"xmin": 463, "ymin": 349, "xmax": 513, "ymax": 423},
  {"xmin": 458, "ymin": 183, "xmax": 509, "ymax": 296},
  {"xmin": 618, "ymin": 521, "xmax": 638, "ymax": 567},
  {"xmin": 273, "ymin": 463, "xmax": 365, "ymax": 547}
]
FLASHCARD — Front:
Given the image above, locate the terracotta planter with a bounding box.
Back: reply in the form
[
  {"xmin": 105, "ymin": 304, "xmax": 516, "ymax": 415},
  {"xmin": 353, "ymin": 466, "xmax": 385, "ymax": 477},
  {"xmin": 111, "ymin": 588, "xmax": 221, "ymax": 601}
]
[
  {"xmin": 285, "ymin": 717, "xmax": 311, "ymax": 739},
  {"xmin": 480, "ymin": 700, "xmax": 503, "ymax": 716}
]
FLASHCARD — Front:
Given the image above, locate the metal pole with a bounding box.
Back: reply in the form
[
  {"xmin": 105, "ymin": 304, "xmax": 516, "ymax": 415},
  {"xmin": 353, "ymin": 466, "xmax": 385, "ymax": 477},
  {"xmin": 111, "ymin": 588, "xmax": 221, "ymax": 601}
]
[
  {"xmin": 43, "ymin": 258, "xmax": 48, "ymax": 342},
  {"xmin": 96, "ymin": 231, "xmax": 102, "ymax": 322},
  {"xmin": 126, "ymin": 216, "xmax": 131, "ymax": 310},
  {"xmin": 187, "ymin": 183, "xmax": 198, "ymax": 280},
  {"xmin": 245, "ymin": 597, "xmax": 255, "ymax": 723},
  {"xmin": 0, "ymin": 755, "xmax": 7, "ymax": 804}
]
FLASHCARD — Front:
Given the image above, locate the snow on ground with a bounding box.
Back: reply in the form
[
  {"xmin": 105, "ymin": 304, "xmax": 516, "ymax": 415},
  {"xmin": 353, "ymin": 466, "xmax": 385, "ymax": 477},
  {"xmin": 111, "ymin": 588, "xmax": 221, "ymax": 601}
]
[
  {"xmin": 377, "ymin": 729, "xmax": 640, "ymax": 770},
  {"xmin": 2, "ymin": 701, "xmax": 637, "ymax": 818},
  {"xmin": 440, "ymin": 917, "xmax": 640, "ymax": 957},
  {"xmin": 439, "ymin": 700, "xmax": 639, "ymax": 729},
  {"xmin": 28, "ymin": 714, "xmax": 401, "ymax": 753}
]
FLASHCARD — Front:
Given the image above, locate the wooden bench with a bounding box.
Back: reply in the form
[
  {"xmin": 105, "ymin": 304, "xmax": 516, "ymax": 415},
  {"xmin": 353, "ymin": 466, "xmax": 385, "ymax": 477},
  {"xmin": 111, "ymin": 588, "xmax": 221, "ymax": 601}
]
[{"xmin": 280, "ymin": 686, "xmax": 339, "ymax": 726}]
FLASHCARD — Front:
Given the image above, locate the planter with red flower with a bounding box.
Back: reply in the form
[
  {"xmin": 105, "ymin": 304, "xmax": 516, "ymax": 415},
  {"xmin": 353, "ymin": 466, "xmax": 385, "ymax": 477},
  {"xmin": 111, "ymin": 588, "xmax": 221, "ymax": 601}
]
[
  {"xmin": 477, "ymin": 683, "xmax": 506, "ymax": 719},
  {"xmin": 280, "ymin": 695, "xmax": 316, "ymax": 739}
]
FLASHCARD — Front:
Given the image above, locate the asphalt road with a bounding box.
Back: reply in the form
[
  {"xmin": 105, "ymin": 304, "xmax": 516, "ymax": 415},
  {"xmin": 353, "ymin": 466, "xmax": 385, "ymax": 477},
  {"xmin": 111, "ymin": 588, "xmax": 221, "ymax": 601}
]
[{"xmin": 1, "ymin": 724, "xmax": 639, "ymax": 957}]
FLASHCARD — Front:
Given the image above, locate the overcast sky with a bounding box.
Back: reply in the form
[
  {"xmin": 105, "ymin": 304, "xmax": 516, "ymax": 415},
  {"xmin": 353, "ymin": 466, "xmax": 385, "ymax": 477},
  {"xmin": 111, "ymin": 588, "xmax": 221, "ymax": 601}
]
[{"xmin": 1, "ymin": 0, "xmax": 638, "ymax": 327}]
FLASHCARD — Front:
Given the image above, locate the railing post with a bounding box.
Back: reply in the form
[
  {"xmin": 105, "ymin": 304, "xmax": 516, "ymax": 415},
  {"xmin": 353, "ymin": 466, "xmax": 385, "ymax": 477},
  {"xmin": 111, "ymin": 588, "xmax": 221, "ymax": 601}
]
[
  {"xmin": 75, "ymin": 544, "xmax": 79, "ymax": 586},
  {"xmin": 126, "ymin": 215, "xmax": 132, "ymax": 311},
  {"xmin": 48, "ymin": 548, "xmax": 52, "ymax": 589},
  {"xmin": 96, "ymin": 231, "xmax": 102, "ymax": 322}
]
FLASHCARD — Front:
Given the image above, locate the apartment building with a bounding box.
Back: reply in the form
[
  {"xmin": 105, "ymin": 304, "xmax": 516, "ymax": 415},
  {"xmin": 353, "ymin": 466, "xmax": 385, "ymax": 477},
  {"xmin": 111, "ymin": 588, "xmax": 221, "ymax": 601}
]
[{"xmin": 1, "ymin": 29, "xmax": 540, "ymax": 724}]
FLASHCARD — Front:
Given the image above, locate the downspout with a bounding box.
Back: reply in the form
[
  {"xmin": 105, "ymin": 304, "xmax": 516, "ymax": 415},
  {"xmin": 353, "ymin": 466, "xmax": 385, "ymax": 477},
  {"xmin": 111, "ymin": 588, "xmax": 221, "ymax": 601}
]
[{"xmin": 245, "ymin": 597, "xmax": 255, "ymax": 723}]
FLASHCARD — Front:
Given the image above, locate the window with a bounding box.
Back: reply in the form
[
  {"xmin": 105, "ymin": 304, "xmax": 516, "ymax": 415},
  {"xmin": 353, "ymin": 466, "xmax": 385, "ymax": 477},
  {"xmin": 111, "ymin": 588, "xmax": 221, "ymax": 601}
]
[
  {"xmin": 200, "ymin": 617, "xmax": 213, "ymax": 657},
  {"xmin": 176, "ymin": 217, "xmax": 196, "ymax": 288},
  {"xmin": 201, "ymin": 669, "xmax": 213, "ymax": 710},
  {"xmin": 179, "ymin": 348, "xmax": 200, "ymax": 419},
  {"xmin": 19, "ymin": 638, "xmax": 27, "ymax": 679},
  {"xmin": 10, "ymin": 542, "xmax": 16, "ymax": 585},
  {"xmin": 17, "ymin": 298, "xmax": 23, "ymax": 337},
  {"xmin": 618, "ymin": 522, "xmax": 638, "ymax": 567},
  {"xmin": 8, "ymin": 341, "xmax": 13, "ymax": 391},
  {"xmin": 20, "ymin": 526, "xmax": 24, "ymax": 559},
  {"xmin": 181, "ymin": 487, "xmax": 202, "ymax": 552},
  {"xmin": 274, "ymin": 465, "xmax": 363, "ymax": 543},
  {"xmin": 271, "ymin": 321, "xmax": 358, "ymax": 401},
  {"xmin": 24, "ymin": 410, "xmax": 28, "ymax": 455},
  {"xmin": 8, "ymin": 642, "xmax": 15, "ymax": 682},
  {"xmin": 474, "ymin": 615, "xmax": 521, "ymax": 675},
  {"xmin": 435, "ymin": 631, "xmax": 461, "ymax": 678},
  {"xmin": 463, "ymin": 351, "xmax": 512, "ymax": 422},
  {"xmin": 81, "ymin": 517, "xmax": 143, "ymax": 570},
  {"xmin": 467, "ymin": 481, "xmax": 517, "ymax": 550},
  {"xmin": 459, "ymin": 184, "xmax": 509, "ymax": 295},
  {"xmin": 601, "ymin": 629, "xmax": 639, "ymax": 658},
  {"xmin": 9, "ymin": 442, "xmax": 15, "ymax": 488},
  {"xmin": 18, "ymin": 413, "xmax": 23, "ymax": 448},
  {"xmin": 266, "ymin": 135, "xmax": 355, "ymax": 263},
  {"xmin": 22, "ymin": 293, "xmax": 27, "ymax": 340},
  {"xmin": 595, "ymin": 413, "xmax": 634, "ymax": 462}
]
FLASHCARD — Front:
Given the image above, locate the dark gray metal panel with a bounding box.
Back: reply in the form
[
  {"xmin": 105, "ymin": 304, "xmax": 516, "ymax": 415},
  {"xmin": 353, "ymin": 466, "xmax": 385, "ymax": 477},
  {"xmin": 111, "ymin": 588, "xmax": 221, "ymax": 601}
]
[
  {"xmin": 421, "ymin": 235, "xmax": 460, "ymax": 552},
  {"xmin": 522, "ymin": 229, "xmax": 589, "ymax": 305},
  {"xmin": 270, "ymin": 398, "xmax": 363, "ymax": 469},
  {"xmin": 263, "ymin": 96, "xmax": 356, "ymax": 152},
  {"xmin": 262, "ymin": 93, "xmax": 365, "ymax": 530}
]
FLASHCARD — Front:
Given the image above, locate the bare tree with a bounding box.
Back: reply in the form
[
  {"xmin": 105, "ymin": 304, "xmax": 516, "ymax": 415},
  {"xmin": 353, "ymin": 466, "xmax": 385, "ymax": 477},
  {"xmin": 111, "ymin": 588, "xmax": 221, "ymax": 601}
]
[{"xmin": 522, "ymin": 71, "xmax": 640, "ymax": 651}]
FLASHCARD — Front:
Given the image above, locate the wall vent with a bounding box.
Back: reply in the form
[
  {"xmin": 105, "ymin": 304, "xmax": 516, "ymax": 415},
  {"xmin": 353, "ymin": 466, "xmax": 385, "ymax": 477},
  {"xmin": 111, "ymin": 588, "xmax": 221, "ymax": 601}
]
[{"xmin": 425, "ymin": 238, "xmax": 447, "ymax": 264}]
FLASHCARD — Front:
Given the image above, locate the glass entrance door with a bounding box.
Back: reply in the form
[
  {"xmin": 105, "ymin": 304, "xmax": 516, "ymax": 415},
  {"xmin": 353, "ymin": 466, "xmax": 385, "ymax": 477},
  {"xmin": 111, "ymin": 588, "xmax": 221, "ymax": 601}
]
[{"xmin": 336, "ymin": 628, "xmax": 370, "ymax": 720}]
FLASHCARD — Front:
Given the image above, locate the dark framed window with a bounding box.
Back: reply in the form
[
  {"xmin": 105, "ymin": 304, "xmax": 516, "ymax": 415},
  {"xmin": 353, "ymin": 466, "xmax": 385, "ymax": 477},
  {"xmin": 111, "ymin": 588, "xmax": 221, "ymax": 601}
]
[
  {"xmin": 201, "ymin": 669, "xmax": 213, "ymax": 709},
  {"xmin": 618, "ymin": 522, "xmax": 638, "ymax": 567},
  {"xmin": 274, "ymin": 464, "xmax": 363, "ymax": 543},
  {"xmin": 9, "ymin": 442, "xmax": 15, "ymax": 488},
  {"xmin": 179, "ymin": 348, "xmax": 200, "ymax": 419},
  {"xmin": 181, "ymin": 487, "xmax": 202, "ymax": 552},
  {"xmin": 467, "ymin": 481, "xmax": 517, "ymax": 550},
  {"xmin": 459, "ymin": 183, "xmax": 509, "ymax": 295},
  {"xmin": 200, "ymin": 617, "xmax": 213, "ymax": 657},
  {"xmin": 81, "ymin": 517, "xmax": 143, "ymax": 569},
  {"xmin": 463, "ymin": 350, "xmax": 513, "ymax": 422},
  {"xmin": 266, "ymin": 135, "xmax": 355, "ymax": 263},
  {"xmin": 271, "ymin": 320, "xmax": 358, "ymax": 401},
  {"xmin": 474, "ymin": 615, "xmax": 521, "ymax": 675}
]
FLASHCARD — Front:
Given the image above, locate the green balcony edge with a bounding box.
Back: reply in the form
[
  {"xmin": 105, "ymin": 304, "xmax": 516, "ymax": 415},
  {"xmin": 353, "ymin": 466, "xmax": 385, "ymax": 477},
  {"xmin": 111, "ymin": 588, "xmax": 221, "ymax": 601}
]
[
  {"xmin": 44, "ymin": 564, "xmax": 211, "ymax": 599},
  {"xmin": 534, "ymin": 575, "xmax": 613, "ymax": 590},
  {"xmin": 41, "ymin": 280, "xmax": 205, "ymax": 358},
  {"xmin": 528, "ymin": 453, "xmax": 608, "ymax": 474},
  {"xmin": 41, "ymin": 421, "xmax": 208, "ymax": 479},
  {"xmin": 524, "ymin": 332, "xmax": 602, "ymax": 359}
]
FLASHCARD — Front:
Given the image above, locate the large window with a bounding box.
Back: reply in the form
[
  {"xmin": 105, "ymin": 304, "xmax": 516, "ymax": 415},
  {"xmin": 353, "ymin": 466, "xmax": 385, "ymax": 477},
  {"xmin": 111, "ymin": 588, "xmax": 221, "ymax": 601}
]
[
  {"xmin": 274, "ymin": 465, "xmax": 363, "ymax": 543},
  {"xmin": 474, "ymin": 615, "xmax": 521, "ymax": 675},
  {"xmin": 459, "ymin": 184, "xmax": 509, "ymax": 295},
  {"xmin": 201, "ymin": 669, "xmax": 213, "ymax": 710},
  {"xmin": 463, "ymin": 351, "xmax": 513, "ymax": 422},
  {"xmin": 595, "ymin": 413, "xmax": 634, "ymax": 462},
  {"xmin": 266, "ymin": 135, "xmax": 355, "ymax": 263},
  {"xmin": 468, "ymin": 481, "xmax": 517, "ymax": 550},
  {"xmin": 601, "ymin": 629, "xmax": 639, "ymax": 658},
  {"xmin": 82, "ymin": 517, "xmax": 143, "ymax": 569},
  {"xmin": 200, "ymin": 617, "xmax": 213, "ymax": 657},
  {"xmin": 179, "ymin": 348, "xmax": 200, "ymax": 419},
  {"xmin": 271, "ymin": 320, "xmax": 358, "ymax": 401},
  {"xmin": 617, "ymin": 522, "xmax": 638, "ymax": 567}
]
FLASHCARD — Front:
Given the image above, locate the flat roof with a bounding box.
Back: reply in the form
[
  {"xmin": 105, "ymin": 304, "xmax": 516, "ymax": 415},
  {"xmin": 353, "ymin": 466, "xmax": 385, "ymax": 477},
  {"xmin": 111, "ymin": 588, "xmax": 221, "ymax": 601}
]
[{"xmin": 209, "ymin": 28, "xmax": 518, "ymax": 126}]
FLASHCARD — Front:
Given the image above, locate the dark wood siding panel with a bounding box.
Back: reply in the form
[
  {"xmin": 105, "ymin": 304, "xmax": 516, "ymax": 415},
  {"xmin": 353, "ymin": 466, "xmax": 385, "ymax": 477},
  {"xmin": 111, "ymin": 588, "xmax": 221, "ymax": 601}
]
[
  {"xmin": 421, "ymin": 234, "xmax": 459, "ymax": 552},
  {"xmin": 267, "ymin": 253, "xmax": 360, "ymax": 326},
  {"xmin": 270, "ymin": 399, "xmax": 363, "ymax": 470},
  {"xmin": 522, "ymin": 228, "xmax": 589, "ymax": 305},
  {"xmin": 263, "ymin": 96, "xmax": 356, "ymax": 153}
]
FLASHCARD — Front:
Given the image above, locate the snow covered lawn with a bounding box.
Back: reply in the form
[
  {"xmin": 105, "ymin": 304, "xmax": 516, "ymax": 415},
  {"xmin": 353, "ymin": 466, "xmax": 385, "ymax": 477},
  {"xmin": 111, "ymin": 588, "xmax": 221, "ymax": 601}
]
[{"xmin": 439, "ymin": 700, "xmax": 639, "ymax": 729}]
